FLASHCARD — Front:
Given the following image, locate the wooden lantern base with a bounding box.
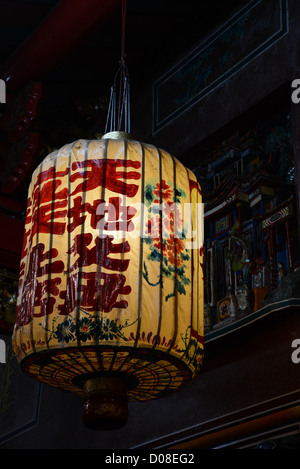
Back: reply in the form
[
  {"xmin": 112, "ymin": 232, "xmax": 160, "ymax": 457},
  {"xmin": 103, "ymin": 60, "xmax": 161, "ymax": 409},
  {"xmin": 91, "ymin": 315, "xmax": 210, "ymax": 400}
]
[{"xmin": 81, "ymin": 376, "xmax": 128, "ymax": 430}]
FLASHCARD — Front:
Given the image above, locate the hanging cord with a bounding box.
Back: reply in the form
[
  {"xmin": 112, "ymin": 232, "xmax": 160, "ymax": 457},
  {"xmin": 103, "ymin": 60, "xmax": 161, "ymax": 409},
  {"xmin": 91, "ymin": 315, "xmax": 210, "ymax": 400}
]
[
  {"xmin": 121, "ymin": 0, "xmax": 127, "ymax": 64},
  {"xmin": 105, "ymin": 0, "xmax": 131, "ymax": 134}
]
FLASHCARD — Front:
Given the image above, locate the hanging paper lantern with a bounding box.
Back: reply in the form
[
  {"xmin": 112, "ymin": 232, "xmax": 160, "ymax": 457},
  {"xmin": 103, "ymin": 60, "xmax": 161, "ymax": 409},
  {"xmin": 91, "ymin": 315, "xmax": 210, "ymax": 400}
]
[{"xmin": 12, "ymin": 132, "xmax": 204, "ymax": 429}]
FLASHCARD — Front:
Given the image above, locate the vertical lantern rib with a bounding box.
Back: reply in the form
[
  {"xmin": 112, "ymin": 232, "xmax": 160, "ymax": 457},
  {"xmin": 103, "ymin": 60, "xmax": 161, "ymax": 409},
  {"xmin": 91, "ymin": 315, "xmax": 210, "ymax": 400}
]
[
  {"xmin": 66, "ymin": 142, "xmax": 78, "ymax": 346},
  {"xmin": 196, "ymin": 185, "xmax": 201, "ymax": 359},
  {"xmin": 75, "ymin": 140, "xmax": 98, "ymax": 373},
  {"xmin": 54, "ymin": 141, "xmax": 91, "ymax": 371},
  {"xmin": 167, "ymin": 155, "xmax": 178, "ymax": 354},
  {"xmin": 30, "ymin": 160, "xmax": 44, "ymax": 354},
  {"xmin": 45, "ymin": 150, "xmax": 59, "ymax": 351},
  {"xmin": 190, "ymin": 179, "xmax": 202, "ymax": 371},
  {"xmin": 99, "ymin": 142, "xmax": 109, "ymax": 325},
  {"xmin": 191, "ymin": 181, "xmax": 201, "ymax": 371},
  {"xmin": 95, "ymin": 139, "xmax": 108, "ymax": 371},
  {"xmin": 66, "ymin": 142, "xmax": 94, "ymax": 377},
  {"xmin": 75, "ymin": 141, "xmax": 90, "ymax": 319},
  {"xmin": 152, "ymin": 147, "xmax": 163, "ymax": 350},
  {"xmin": 134, "ymin": 141, "xmax": 145, "ymax": 348},
  {"xmin": 179, "ymin": 168, "xmax": 194, "ymax": 364},
  {"xmin": 195, "ymin": 187, "xmax": 200, "ymax": 369},
  {"xmin": 15, "ymin": 193, "xmax": 30, "ymax": 356},
  {"xmin": 188, "ymin": 174, "xmax": 195, "ymax": 362},
  {"xmin": 108, "ymin": 138, "xmax": 127, "ymax": 372}
]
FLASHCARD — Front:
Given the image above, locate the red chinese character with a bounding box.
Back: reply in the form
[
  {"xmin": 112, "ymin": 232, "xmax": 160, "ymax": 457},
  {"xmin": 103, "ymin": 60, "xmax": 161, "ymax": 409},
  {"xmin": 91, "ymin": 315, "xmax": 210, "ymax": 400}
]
[
  {"xmin": 86, "ymin": 198, "xmax": 103, "ymax": 229},
  {"xmin": 34, "ymin": 167, "xmax": 69, "ymax": 187},
  {"xmin": 21, "ymin": 197, "xmax": 33, "ymax": 264},
  {"xmin": 70, "ymin": 159, "xmax": 141, "ymax": 198},
  {"xmin": 59, "ymin": 231, "xmax": 132, "ymax": 315},
  {"xmin": 67, "ymin": 196, "xmax": 90, "ymax": 232},
  {"xmin": 189, "ymin": 178, "xmax": 202, "ymax": 196},
  {"xmin": 31, "ymin": 199, "xmax": 68, "ymax": 238},
  {"xmin": 15, "ymin": 243, "xmax": 65, "ymax": 328},
  {"xmin": 87, "ymin": 271, "xmax": 131, "ymax": 312},
  {"xmin": 68, "ymin": 233, "xmax": 130, "ymax": 273},
  {"xmin": 29, "ymin": 167, "xmax": 69, "ymax": 238},
  {"xmin": 58, "ymin": 271, "xmax": 131, "ymax": 315}
]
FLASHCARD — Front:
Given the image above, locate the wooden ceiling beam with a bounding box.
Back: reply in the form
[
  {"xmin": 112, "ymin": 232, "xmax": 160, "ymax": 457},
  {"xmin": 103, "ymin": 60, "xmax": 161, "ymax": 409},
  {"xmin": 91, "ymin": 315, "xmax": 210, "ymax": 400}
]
[{"xmin": 0, "ymin": 0, "xmax": 122, "ymax": 92}]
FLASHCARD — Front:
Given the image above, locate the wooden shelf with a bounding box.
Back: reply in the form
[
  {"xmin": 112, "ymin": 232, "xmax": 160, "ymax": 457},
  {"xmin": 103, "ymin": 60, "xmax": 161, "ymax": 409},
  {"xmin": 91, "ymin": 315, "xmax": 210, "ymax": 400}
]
[{"xmin": 205, "ymin": 297, "xmax": 300, "ymax": 343}]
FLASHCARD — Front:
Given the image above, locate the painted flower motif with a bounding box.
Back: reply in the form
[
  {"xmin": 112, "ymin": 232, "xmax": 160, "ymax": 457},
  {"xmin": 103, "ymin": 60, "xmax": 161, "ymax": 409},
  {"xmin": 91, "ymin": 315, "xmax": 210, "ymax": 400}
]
[
  {"xmin": 145, "ymin": 216, "xmax": 161, "ymax": 241},
  {"xmin": 77, "ymin": 317, "xmax": 97, "ymax": 342},
  {"xmin": 55, "ymin": 318, "xmax": 75, "ymax": 344},
  {"xmin": 153, "ymin": 240, "xmax": 167, "ymax": 252},
  {"xmin": 177, "ymin": 327, "xmax": 204, "ymax": 370},
  {"xmin": 187, "ymin": 339, "xmax": 204, "ymax": 368},
  {"xmin": 40, "ymin": 309, "xmax": 137, "ymax": 346},
  {"xmin": 143, "ymin": 179, "xmax": 191, "ymax": 300},
  {"xmin": 167, "ymin": 235, "xmax": 185, "ymax": 267},
  {"xmin": 98, "ymin": 318, "xmax": 119, "ymax": 341},
  {"xmin": 153, "ymin": 180, "xmax": 173, "ymax": 202}
]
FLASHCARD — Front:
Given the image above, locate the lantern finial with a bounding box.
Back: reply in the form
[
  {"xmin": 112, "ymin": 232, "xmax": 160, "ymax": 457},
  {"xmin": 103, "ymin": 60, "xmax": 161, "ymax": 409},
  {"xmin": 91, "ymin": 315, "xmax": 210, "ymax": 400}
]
[{"xmin": 101, "ymin": 130, "xmax": 135, "ymax": 140}]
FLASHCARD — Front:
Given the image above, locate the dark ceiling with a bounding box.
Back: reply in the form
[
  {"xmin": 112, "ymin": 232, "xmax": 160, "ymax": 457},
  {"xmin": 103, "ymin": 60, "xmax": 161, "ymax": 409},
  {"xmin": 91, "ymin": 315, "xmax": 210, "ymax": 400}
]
[
  {"xmin": 0, "ymin": 0, "xmax": 247, "ymax": 133},
  {"xmin": 0, "ymin": 0, "xmax": 247, "ymax": 86},
  {"xmin": 0, "ymin": 0, "xmax": 249, "ymax": 202}
]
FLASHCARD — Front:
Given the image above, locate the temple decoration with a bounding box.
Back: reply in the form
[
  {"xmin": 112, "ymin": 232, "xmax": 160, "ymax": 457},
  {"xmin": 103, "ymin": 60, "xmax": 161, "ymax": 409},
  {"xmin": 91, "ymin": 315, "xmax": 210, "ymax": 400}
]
[
  {"xmin": 0, "ymin": 81, "xmax": 42, "ymax": 195},
  {"xmin": 197, "ymin": 111, "xmax": 299, "ymax": 332}
]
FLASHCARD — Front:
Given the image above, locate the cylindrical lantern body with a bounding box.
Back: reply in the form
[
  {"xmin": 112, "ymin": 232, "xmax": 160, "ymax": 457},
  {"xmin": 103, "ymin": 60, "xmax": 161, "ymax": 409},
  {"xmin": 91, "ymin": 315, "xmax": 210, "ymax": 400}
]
[{"xmin": 13, "ymin": 136, "xmax": 204, "ymax": 402}]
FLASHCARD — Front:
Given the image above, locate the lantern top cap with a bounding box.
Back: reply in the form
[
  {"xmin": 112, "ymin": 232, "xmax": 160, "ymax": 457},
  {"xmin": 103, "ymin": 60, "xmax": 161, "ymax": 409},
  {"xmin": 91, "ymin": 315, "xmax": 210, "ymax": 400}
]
[{"xmin": 101, "ymin": 131, "xmax": 136, "ymax": 141}]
